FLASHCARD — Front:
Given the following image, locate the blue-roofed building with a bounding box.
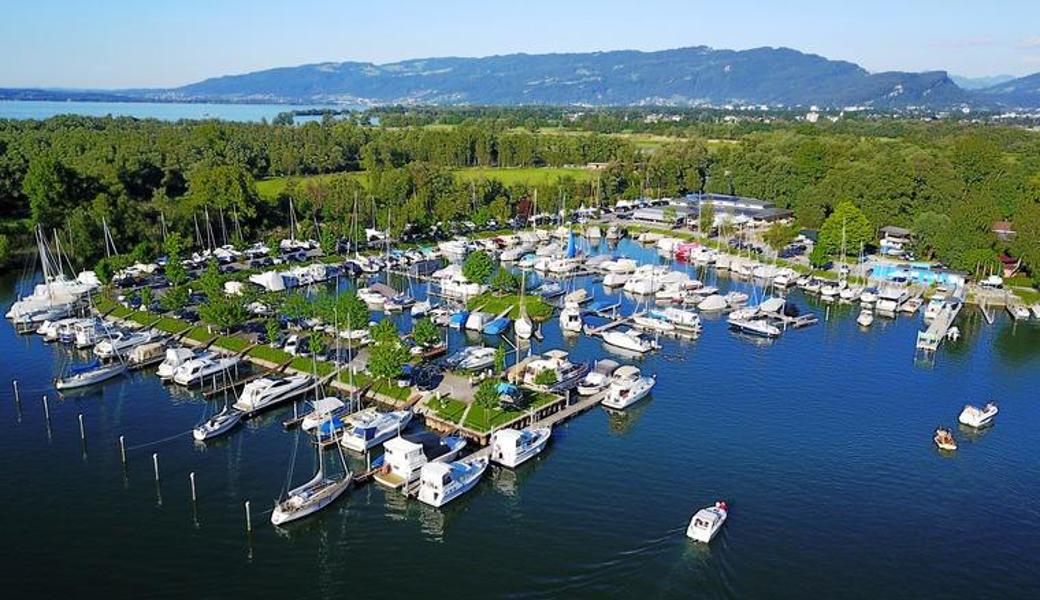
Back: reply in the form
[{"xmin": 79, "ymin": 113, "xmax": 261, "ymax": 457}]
[{"xmin": 683, "ymin": 192, "xmax": 793, "ymax": 222}]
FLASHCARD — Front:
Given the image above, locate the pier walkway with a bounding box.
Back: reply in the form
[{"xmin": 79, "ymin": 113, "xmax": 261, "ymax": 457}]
[{"xmin": 915, "ymin": 285, "xmax": 966, "ymax": 354}]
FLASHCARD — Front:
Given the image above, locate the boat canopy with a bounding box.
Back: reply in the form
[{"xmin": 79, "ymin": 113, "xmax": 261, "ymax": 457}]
[
  {"xmin": 613, "ymin": 365, "xmax": 641, "ymax": 380},
  {"xmin": 70, "ymin": 360, "xmax": 101, "ymax": 375}
]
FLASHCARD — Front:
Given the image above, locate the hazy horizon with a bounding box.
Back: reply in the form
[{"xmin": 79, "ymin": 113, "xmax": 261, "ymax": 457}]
[{"xmin": 2, "ymin": 0, "xmax": 1039, "ymax": 88}]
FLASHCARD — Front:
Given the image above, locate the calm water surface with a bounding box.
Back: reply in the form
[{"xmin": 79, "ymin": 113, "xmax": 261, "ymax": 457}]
[
  {"xmin": 0, "ymin": 100, "xmax": 345, "ymax": 122},
  {"xmin": 1, "ymin": 239, "xmax": 1038, "ymax": 599}
]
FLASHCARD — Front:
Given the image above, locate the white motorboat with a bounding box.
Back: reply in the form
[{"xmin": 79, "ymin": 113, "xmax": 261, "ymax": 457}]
[
  {"xmin": 73, "ymin": 319, "xmax": 104, "ymax": 348},
  {"xmin": 514, "ymin": 314, "xmax": 533, "ymax": 339},
  {"xmin": 724, "ymin": 291, "xmax": 749, "ymax": 307},
  {"xmin": 464, "ymin": 311, "xmax": 492, "ymax": 332},
  {"xmin": 490, "ymin": 427, "xmax": 552, "ymax": 468},
  {"xmin": 686, "ymin": 501, "xmax": 728, "ymax": 543},
  {"xmin": 923, "ymin": 293, "xmax": 945, "ymax": 321},
  {"xmin": 633, "ymin": 313, "xmax": 676, "ymax": 333},
  {"xmin": 577, "ymin": 359, "xmax": 620, "ymax": 396},
  {"xmin": 958, "ymin": 403, "xmax": 998, "ymax": 428},
  {"xmin": 172, "ymin": 355, "xmax": 241, "ymax": 386},
  {"xmin": 876, "ymin": 287, "xmax": 909, "ymax": 315},
  {"xmin": 339, "ymin": 408, "xmax": 413, "ymax": 452},
  {"xmin": 357, "ymin": 287, "xmax": 385, "ymax": 308},
  {"xmin": 94, "ymin": 329, "xmax": 157, "ymax": 359},
  {"xmin": 233, "ymin": 373, "xmax": 314, "ymax": 415},
  {"xmin": 601, "ymin": 328, "xmax": 658, "ymax": 354},
  {"xmin": 934, "ymin": 427, "xmax": 957, "ymax": 451},
  {"xmin": 417, "ymin": 456, "xmax": 489, "ymax": 508},
  {"xmin": 55, "ymin": 317, "xmax": 93, "ymax": 344},
  {"xmin": 602, "ymin": 365, "xmax": 655, "ymax": 410},
  {"xmin": 1008, "ymin": 304, "xmax": 1031, "ymax": 321},
  {"xmin": 560, "ymin": 303, "xmax": 583, "ymax": 333},
  {"xmin": 373, "ymin": 433, "xmax": 467, "ymax": 490},
  {"xmin": 602, "ymin": 271, "xmax": 630, "ymax": 287},
  {"xmin": 192, "ymin": 405, "xmax": 244, "ymax": 441},
  {"xmin": 651, "ymin": 307, "xmax": 702, "ymax": 330},
  {"xmin": 410, "ymin": 299, "xmax": 433, "ymax": 317},
  {"xmin": 820, "ymin": 284, "xmax": 839, "ymax": 302},
  {"xmin": 54, "ymin": 360, "xmax": 127, "ymax": 390},
  {"xmin": 856, "ymin": 308, "xmax": 874, "ymax": 328},
  {"xmin": 157, "ymin": 347, "xmax": 201, "ymax": 380},
  {"xmin": 460, "ymin": 346, "xmax": 497, "ymax": 371},
  {"xmin": 728, "ymin": 316, "xmax": 781, "ymax": 339},
  {"xmin": 697, "ymin": 294, "xmax": 728, "ymax": 311}
]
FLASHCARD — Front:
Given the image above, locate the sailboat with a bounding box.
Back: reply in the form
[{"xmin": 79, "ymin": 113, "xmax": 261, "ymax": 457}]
[
  {"xmin": 54, "ymin": 359, "xmax": 127, "ymax": 390},
  {"xmin": 514, "ymin": 270, "xmax": 533, "ymax": 340},
  {"xmin": 193, "ymin": 392, "xmax": 244, "ymax": 441},
  {"xmin": 271, "ymin": 431, "xmax": 353, "ymax": 525}
]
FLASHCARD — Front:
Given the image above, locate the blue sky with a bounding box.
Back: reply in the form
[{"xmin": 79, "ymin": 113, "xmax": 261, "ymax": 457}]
[{"xmin": 2, "ymin": 0, "xmax": 1039, "ymax": 88}]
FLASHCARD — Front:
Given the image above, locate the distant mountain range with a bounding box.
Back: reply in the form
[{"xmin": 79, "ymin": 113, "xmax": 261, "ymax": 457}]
[{"xmin": 5, "ymin": 46, "xmax": 1040, "ymax": 110}]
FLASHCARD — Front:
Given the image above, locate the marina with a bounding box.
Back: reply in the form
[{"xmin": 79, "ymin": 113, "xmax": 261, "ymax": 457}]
[{"xmin": 1, "ymin": 232, "xmax": 1039, "ymax": 598}]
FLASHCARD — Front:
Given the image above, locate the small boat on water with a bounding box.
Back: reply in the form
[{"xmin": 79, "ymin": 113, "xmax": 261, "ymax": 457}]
[
  {"xmin": 339, "ymin": 408, "xmax": 413, "ymax": 452},
  {"xmin": 373, "ymin": 432, "xmax": 467, "ymax": 490},
  {"xmin": 157, "ymin": 347, "xmax": 203, "ymax": 380},
  {"xmin": 448, "ymin": 310, "xmax": 469, "ymax": 329},
  {"xmin": 934, "ymin": 427, "xmax": 957, "ymax": 451},
  {"xmin": 686, "ymin": 501, "xmax": 728, "ymax": 543},
  {"xmin": 601, "ymin": 365, "xmax": 655, "ymax": 410},
  {"xmin": 54, "ymin": 360, "xmax": 127, "ymax": 390},
  {"xmin": 559, "ymin": 302, "xmax": 583, "ymax": 333},
  {"xmin": 192, "ymin": 404, "xmax": 244, "ymax": 441},
  {"xmin": 856, "ymin": 308, "xmax": 874, "ymax": 328},
  {"xmin": 483, "ymin": 316, "xmax": 512, "ymax": 336},
  {"xmin": 490, "ymin": 427, "xmax": 552, "ymax": 468},
  {"xmin": 233, "ymin": 373, "xmax": 314, "ymax": 416},
  {"xmin": 94, "ymin": 329, "xmax": 157, "ymax": 359},
  {"xmin": 300, "ymin": 397, "xmax": 347, "ymax": 432},
  {"xmin": 417, "ymin": 456, "xmax": 489, "ymax": 508},
  {"xmin": 410, "ymin": 299, "xmax": 433, "ymax": 317},
  {"xmin": 728, "ymin": 317, "xmax": 781, "ymax": 339},
  {"xmin": 577, "ymin": 359, "xmax": 620, "ymax": 396},
  {"xmin": 958, "ymin": 403, "xmax": 998, "ymax": 428},
  {"xmin": 446, "ymin": 346, "xmax": 496, "ymax": 371},
  {"xmin": 536, "ymin": 281, "xmax": 565, "ymax": 299},
  {"xmin": 601, "ymin": 328, "xmax": 658, "ymax": 354},
  {"xmin": 173, "ymin": 355, "xmax": 241, "ymax": 386}
]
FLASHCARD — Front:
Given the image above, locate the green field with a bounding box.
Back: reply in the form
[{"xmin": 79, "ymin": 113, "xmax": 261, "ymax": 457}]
[
  {"xmin": 466, "ymin": 292, "xmax": 554, "ymax": 321},
  {"xmin": 256, "ymin": 166, "xmax": 595, "ymax": 200}
]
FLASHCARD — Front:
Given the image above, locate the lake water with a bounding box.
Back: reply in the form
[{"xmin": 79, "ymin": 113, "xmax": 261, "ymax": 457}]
[
  {"xmin": 1, "ymin": 238, "xmax": 1038, "ymax": 599},
  {"xmin": 0, "ymin": 100, "xmax": 346, "ymax": 122}
]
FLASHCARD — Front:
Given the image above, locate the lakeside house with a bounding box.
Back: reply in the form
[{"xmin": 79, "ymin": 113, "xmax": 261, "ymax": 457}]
[
  {"xmin": 879, "ymin": 225, "xmax": 912, "ymax": 258},
  {"xmin": 993, "ymin": 221, "xmax": 1016, "ymax": 242},
  {"xmin": 631, "ymin": 205, "xmax": 692, "ymax": 228}
]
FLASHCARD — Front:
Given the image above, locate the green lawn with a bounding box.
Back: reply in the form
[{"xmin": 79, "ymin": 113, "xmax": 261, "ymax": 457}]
[
  {"xmin": 248, "ymin": 344, "xmax": 292, "ymax": 365},
  {"xmin": 184, "ymin": 326, "xmax": 217, "ymax": 344},
  {"xmin": 153, "ymin": 316, "xmax": 192, "ymax": 334},
  {"xmin": 213, "ymin": 335, "xmax": 252, "ymax": 353},
  {"xmin": 427, "ymin": 396, "xmax": 467, "ymax": 424},
  {"xmin": 463, "ymin": 390, "xmax": 558, "ymax": 433},
  {"xmin": 1013, "ymin": 287, "xmax": 1040, "ymax": 304},
  {"xmin": 128, "ymin": 310, "xmax": 159, "ymax": 326},
  {"xmin": 467, "ymin": 293, "xmax": 553, "ymax": 321},
  {"xmin": 256, "ymin": 171, "xmax": 368, "ymax": 200},
  {"xmin": 289, "ymin": 356, "xmax": 336, "ymax": 377}
]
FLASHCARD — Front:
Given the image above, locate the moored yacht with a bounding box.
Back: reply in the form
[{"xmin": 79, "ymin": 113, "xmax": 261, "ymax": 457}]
[
  {"xmin": 172, "ymin": 355, "xmax": 241, "ymax": 386},
  {"xmin": 192, "ymin": 405, "xmax": 244, "ymax": 441},
  {"xmin": 601, "ymin": 365, "xmax": 655, "ymax": 410},
  {"xmin": 373, "ymin": 433, "xmax": 467, "ymax": 490},
  {"xmin": 339, "ymin": 408, "xmax": 413, "ymax": 452},
  {"xmin": 856, "ymin": 308, "xmax": 875, "ymax": 328},
  {"xmin": 271, "ymin": 448, "xmax": 352, "ymax": 526},
  {"xmin": 490, "ymin": 427, "xmax": 552, "ymax": 468},
  {"xmin": 577, "ymin": 359, "xmax": 620, "ymax": 396},
  {"xmin": 94, "ymin": 329, "xmax": 158, "ymax": 359},
  {"xmin": 157, "ymin": 347, "xmax": 201, "ymax": 380},
  {"xmin": 233, "ymin": 373, "xmax": 314, "ymax": 416},
  {"xmin": 54, "ymin": 360, "xmax": 128, "ymax": 390},
  {"xmin": 600, "ymin": 328, "xmax": 659, "ymax": 354},
  {"xmin": 417, "ymin": 456, "xmax": 489, "ymax": 508}
]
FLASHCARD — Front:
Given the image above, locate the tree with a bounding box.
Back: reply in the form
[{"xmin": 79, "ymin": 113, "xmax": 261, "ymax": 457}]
[
  {"xmin": 1010, "ymin": 202, "xmax": 1040, "ymax": 286},
  {"xmin": 196, "ymin": 259, "xmax": 223, "ymax": 298},
  {"xmin": 265, "ymin": 318, "xmax": 281, "ymax": 347},
  {"xmin": 367, "ymin": 340, "xmax": 410, "ymax": 383},
  {"xmin": 817, "ymin": 201, "xmax": 871, "ymax": 258},
  {"xmin": 912, "ymin": 212, "xmax": 951, "ymax": 260},
  {"xmin": 199, "ymin": 295, "xmax": 248, "ymax": 332},
  {"xmin": 163, "ymin": 233, "xmax": 190, "ymax": 286},
  {"xmin": 0, "ymin": 234, "xmax": 9, "ymax": 266},
  {"xmin": 699, "ymin": 201, "xmax": 715, "ymax": 234},
  {"xmin": 370, "ymin": 318, "xmax": 398, "ymax": 345},
  {"xmin": 412, "ymin": 318, "xmax": 440, "ymax": 347},
  {"xmin": 462, "ymin": 250, "xmax": 494, "ymax": 283},
  {"xmin": 281, "ymin": 291, "xmax": 312, "ymax": 321},
  {"xmin": 762, "ymin": 222, "xmax": 797, "ymax": 253},
  {"xmin": 533, "ymin": 369, "xmax": 558, "ymax": 387},
  {"xmin": 809, "ymin": 244, "xmax": 830, "ymax": 269},
  {"xmin": 160, "ymin": 285, "xmax": 188, "ymax": 312},
  {"xmin": 337, "ymin": 291, "xmax": 370, "ymax": 331},
  {"xmin": 23, "ymin": 155, "xmax": 77, "ymax": 229},
  {"xmin": 490, "ymin": 267, "xmax": 519, "ymax": 294},
  {"xmin": 494, "ymin": 344, "xmax": 507, "ymax": 373},
  {"xmin": 186, "ymin": 164, "xmax": 259, "ymax": 219},
  {"xmin": 307, "ymin": 335, "xmax": 325, "ymax": 357},
  {"xmin": 474, "ymin": 379, "xmax": 501, "ymax": 410},
  {"xmin": 138, "ymin": 286, "xmax": 153, "ymax": 310}
]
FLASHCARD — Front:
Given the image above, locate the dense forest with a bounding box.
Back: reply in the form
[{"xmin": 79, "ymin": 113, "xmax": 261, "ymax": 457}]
[{"xmin": 1, "ymin": 107, "xmax": 1038, "ymax": 286}]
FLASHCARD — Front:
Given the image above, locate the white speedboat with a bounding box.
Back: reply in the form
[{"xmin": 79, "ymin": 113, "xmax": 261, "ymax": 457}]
[
  {"xmin": 876, "ymin": 287, "xmax": 909, "ymax": 315},
  {"xmin": 339, "ymin": 408, "xmax": 413, "ymax": 452},
  {"xmin": 54, "ymin": 360, "xmax": 127, "ymax": 390},
  {"xmin": 697, "ymin": 294, "xmax": 728, "ymax": 311},
  {"xmin": 157, "ymin": 347, "xmax": 201, "ymax": 380},
  {"xmin": 856, "ymin": 308, "xmax": 874, "ymax": 328},
  {"xmin": 417, "ymin": 456, "xmax": 489, "ymax": 508},
  {"xmin": 357, "ymin": 287, "xmax": 385, "ymax": 308},
  {"xmin": 374, "ymin": 433, "xmax": 467, "ymax": 490},
  {"xmin": 601, "ymin": 365, "xmax": 655, "ymax": 410},
  {"xmin": 192, "ymin": 405, "xmax": 244, "ymax": 441},
  {"xmin": 233, "ymin": 373, "xmax": 314, "ymax": 415},
  {"xmin": 410, "ymin": 299, "xmax": 433, "ymax": 317},
  {"xmin": 464, "ymin": 311, "xmax": 492, "ymax": 332},
  {"xmin": 94, "ymin": 329, "xmax": 157, "ymax": 359},
  {"xmin": 514, "ymin": 315, "xmax": 533, "ymax": 340},
  {"xmin": 958, "ymin": 403, "xmax": 998, "ymax": 428},
  {"xmin": 934, "ymin": 427, "xmax": 957, "ymax": 451},
  {"xmin": 633, "ymin": 313, "xmax": 676, "ymax": 333},
  {"xmin": 651, "ymin": 307, "xmax": 701, "ymax": 331},
  {"xmin": 491, "ymin": 427, "xmax": 551, "ymax": 468},
  {"xmin": 559, "ymin": 303, "xmax": 584, "ymax": 333},
  {"xmin": 601, "ymin": 328, "xmax": 658, "ymax": 354},
  {"xmin": 455, "ymin": 346, "xmax": 496, "ymax": 371},
  {"xmin": 73, "ymin": 319, "xmax": 104, "ymax": 348},
  {"xmin": 577, "ymin": 359, "xmax": 620, "ymax": 396},
  {"xmin": 686, "ymin": 501, "xmax": 728, "ymax": 543},
  {"xmin": 728, "ymin": 317, "xmax": 781, "ymax": 339},
  {"xmin": 172, "ymin": 355, "xmax": 241, "ymax": 386}
]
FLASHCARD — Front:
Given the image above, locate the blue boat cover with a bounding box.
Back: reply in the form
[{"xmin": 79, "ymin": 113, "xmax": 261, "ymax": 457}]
[
  {"xmin": 70, "ymin": 360, "xmax": 101, "ymax": 375},
  {"xmin": 565, "ymin": 230, "xmax": 576, "ymax": 258}
]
